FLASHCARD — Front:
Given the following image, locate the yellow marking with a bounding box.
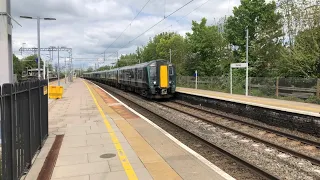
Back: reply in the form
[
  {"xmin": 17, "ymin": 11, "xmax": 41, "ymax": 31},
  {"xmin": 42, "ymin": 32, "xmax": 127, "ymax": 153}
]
[
  {"xmin": 83, "ymin": 80, "xmax": 138, "ymax": 180},
  {"xmin": 43, "ymin": 86, "xmax": 48, "ymax": 95},
  {"xmin": 160, "ymin": 65, "xmax": 168, "ymax": 88}
]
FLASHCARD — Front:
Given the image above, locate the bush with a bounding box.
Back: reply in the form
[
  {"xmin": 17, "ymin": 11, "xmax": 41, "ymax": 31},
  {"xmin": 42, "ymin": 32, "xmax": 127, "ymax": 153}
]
[{"xmin": 305, "ymin": 96, "xmax": 320, "ymax": 104}]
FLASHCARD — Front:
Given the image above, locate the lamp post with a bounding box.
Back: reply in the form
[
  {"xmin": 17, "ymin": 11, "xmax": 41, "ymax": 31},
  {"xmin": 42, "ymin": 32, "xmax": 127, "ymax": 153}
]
[{"xmin": 20, "ymin": 16, "xmax": 56, "ymax": 80}]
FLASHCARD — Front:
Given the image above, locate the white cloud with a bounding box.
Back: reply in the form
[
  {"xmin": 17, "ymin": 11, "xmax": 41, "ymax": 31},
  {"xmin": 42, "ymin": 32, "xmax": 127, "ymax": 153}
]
[{"xmin": 11, "ymin": 0, "xmax": 241, "ymax": 68}]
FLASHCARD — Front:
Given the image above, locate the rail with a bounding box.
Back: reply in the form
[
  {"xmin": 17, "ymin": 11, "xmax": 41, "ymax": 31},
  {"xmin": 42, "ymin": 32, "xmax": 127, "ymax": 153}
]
[{"xmin": 160, "ymin": 102, "xmax": 320, "ymax": 166}]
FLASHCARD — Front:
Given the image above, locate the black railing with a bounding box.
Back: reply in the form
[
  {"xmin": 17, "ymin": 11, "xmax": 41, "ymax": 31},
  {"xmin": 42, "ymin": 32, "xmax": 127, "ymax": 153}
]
[{"xmin": 0, "ymin": 80, "xmax": 48, "ymax": 180}]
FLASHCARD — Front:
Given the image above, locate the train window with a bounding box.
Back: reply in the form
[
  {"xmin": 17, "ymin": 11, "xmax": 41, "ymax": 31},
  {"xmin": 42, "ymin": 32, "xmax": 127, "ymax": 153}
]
[
  {"xmin": 150, "ymin": 66, "xmax": 156, "ymax": 78},
  {"xmin": 138, "ymin": 70, "xmax": 142, "ymax": 79},
  {"xmin": 169, "ymin": 66, "xmax": 174, "ymax": 75}
]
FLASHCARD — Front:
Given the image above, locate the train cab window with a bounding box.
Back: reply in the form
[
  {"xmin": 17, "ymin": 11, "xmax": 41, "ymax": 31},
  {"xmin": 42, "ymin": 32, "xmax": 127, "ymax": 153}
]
[
  {"xmin": 169, "ymin": 66, "xmax": 174, "ymax": 75},
  {"xmin": 150, "ymin": 66, "xmax": 156, "ymax": 79}
]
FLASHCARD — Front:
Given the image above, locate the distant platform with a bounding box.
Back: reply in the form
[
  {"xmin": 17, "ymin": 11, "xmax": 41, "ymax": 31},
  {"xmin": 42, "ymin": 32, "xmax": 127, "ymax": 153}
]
[{"xmin": 176, "ymin": 87, "xmax": 320, "ymax": 117}]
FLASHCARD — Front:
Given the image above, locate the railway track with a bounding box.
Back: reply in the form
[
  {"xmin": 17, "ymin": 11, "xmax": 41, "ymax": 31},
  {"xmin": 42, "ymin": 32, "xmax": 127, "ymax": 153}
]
[
  {"xmin": 160, "ymin": 101, "xmax": 320, "ymax": 167},
  {"xmin": 173, "ymin": 101, "xmax": 320, "ymax": 148},
  {"xmin": 91, "ymin": 81, "xmax": 279, "ymax": 180}
]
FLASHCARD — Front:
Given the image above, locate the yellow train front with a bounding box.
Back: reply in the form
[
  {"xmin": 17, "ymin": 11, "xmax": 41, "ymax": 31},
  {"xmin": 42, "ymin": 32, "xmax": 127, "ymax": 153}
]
[{"xmin": 83, "ymin": 59, "xmax": 176, "ymax": 99}]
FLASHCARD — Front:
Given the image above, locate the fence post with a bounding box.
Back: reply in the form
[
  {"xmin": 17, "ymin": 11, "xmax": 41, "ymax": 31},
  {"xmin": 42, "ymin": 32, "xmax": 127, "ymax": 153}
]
[
  {"xmin": 317, "ymin": 79, "xmax": 320, "ymax": 99},
  {"xmin": 0, "ymin": 85, "xmax": 3, "ymax": 179},
  {"xmin": 38, "ymin": 80, "xmax": 43, "ymax": 147},
  {"xmin": 26, "ymin": 82, "xmax": 32, "ymax": 165},
  {"xmin": 276, "ymin": 77, "xmax": 279, "ymax": 98},
  {"xmin": 2, "ymin": 84, "xmax": 15, "ymax": 179}
]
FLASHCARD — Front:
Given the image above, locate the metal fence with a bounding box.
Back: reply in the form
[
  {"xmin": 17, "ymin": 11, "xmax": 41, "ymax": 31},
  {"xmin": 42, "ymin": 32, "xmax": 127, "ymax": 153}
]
[
  {"xmin": 177, "ymin": 76, "xmax": 320, "ymax": 103},
  {"xmin": 0, "ymin": 80, "xmax": 49, "ymax": 180}
]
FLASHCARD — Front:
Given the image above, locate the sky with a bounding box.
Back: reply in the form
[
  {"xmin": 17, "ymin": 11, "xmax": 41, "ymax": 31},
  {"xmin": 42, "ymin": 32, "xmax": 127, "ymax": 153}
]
[{"xmin": 10, "ymin": 0, "xmax": 243, "ymax": 69}]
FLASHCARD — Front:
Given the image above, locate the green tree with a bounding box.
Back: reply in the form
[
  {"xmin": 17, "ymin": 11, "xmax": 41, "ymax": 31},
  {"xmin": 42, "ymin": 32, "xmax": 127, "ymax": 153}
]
[
  {"xmin": 277, "ymin": 0, "xmax": 320, "ymax": 77},
  {"xmin": 225, "ymin": 0, "xmax": 283, "ymax": 76},
  {"xmin": 156, "ymin": 33, "xmax": 188, "ymax": 75},
  {"xmin": 13, "ymin": 54, "xmax": 23, "ymax": 80},
  {"xmin": 116, "ymin": 53, "xmax": 140, "ymax": 67},
  {"xmin": 97, "ymin": 65, "xmax": 112, "ymax": 71},
  {"xmin": 186, "ymin": 18, "xmax": 232, "ymax": 76},
  {"xmin": 21, "ymin": 55, "xmax": 44, "ymax": 70},
  {"xmin": 279, "ymin": 27, "xmax": 320, "ymax": 77}
]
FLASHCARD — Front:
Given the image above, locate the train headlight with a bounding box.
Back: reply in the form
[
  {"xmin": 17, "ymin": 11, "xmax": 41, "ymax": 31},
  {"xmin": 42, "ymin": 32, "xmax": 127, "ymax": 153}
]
[{"xmin": 153, "ymin": 81, "xmax": 156, "ymax": 85}]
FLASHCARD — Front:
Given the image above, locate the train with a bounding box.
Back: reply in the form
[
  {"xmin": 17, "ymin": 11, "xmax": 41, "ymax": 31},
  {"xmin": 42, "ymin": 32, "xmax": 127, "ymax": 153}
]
[{"xmin": 83, "ymin": 59, "xmax": 176, "ymax": 99}]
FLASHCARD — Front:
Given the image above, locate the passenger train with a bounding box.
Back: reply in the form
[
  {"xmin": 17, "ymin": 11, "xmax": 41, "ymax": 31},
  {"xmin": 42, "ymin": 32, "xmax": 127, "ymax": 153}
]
[{"xmin": 83, "ymin": 59, "xmax": 176, "ymax": 99}]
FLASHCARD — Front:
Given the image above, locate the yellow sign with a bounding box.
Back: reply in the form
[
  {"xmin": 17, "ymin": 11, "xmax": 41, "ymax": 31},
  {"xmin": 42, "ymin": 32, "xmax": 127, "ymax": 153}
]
[{"xmin": 43, "ymin": 86, "xmax": 48, "ymax": 95}]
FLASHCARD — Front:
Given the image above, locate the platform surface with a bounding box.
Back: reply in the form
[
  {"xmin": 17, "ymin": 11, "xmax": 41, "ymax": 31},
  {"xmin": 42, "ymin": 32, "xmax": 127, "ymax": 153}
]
[
  {"xmin": 176, "ymin": 87, "xmax": 320, "ymax": 116},
  {"xmin": 25, "ymin": 79, "xmax": 233, "ymax": 180}
]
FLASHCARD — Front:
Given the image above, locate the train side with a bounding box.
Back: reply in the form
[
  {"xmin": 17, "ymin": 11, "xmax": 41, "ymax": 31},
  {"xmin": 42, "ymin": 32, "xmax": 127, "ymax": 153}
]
[{"xmin": 83, "ymin": 59, "xmax": 176, "ymax": 99}]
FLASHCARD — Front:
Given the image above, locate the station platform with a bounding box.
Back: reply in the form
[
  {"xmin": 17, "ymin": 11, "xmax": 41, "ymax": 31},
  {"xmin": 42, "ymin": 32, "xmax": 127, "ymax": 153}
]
[
  {"xmin": 25, "ymin": 79, "xmax": 234, "ymax": 180},
  {"xmin": 176, "ymin": 87, "xmax": 320, "ymax": 117}
]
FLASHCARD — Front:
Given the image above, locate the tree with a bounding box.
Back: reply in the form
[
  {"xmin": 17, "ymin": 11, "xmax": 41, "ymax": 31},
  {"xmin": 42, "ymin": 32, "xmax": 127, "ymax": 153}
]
[
  {"xmin": 156, "ymin": 33, "xmax": 188, "ymax": 75},
  {"xmin": 97, "ymin": 65, "xmax": 112, "ymax": 71},
  {"xmin": 116, "ymin": 53, "xmax": 139, "ymax": 67},
  {"xmin": 277, "ymin": 0, "xmax": 320, "ymax": 77},
  {"xmin": 279, "ymin": 27, "xmax": 320, "ymax": 77},
  {"xmin": 21, "ymin": 55, "xmax": 44, "ymax": 70},
  {"xmin": 13, "ymin": 54, "xmax": 23, "ymax": 80},
  {"xmin": 225, "ymin": 0, "xmax": 284, "ymax": 76},
  {"xmin": 186, "ymin": 18, "xmax": 232, "ymax": 76},
  {"xmin": 86, "ymin": 67, "xmax": 93, "ymax": 72}
]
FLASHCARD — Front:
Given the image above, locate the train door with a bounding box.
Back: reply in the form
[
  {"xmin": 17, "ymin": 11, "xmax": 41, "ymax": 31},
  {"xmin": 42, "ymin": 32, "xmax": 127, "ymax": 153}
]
[
  {"xmin": 135, "ymin": 68, "xmax": 138, "ymax": 87},
  {"xmin": 117, "ymin": 70, "xmax": 120, "ymax": 84}
]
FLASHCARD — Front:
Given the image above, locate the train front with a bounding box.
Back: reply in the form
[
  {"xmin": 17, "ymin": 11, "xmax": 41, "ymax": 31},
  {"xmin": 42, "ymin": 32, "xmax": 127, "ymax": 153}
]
[{"xmin": 148, "ymin": 60, "xmax": 176, "ymax": 99}]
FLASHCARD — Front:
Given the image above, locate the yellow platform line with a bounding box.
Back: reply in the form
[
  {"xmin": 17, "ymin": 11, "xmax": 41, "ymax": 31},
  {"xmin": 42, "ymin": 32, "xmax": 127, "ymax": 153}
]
[{"xmin": 83, "ymin": 80, "xmax": 138, "ymax": 180}]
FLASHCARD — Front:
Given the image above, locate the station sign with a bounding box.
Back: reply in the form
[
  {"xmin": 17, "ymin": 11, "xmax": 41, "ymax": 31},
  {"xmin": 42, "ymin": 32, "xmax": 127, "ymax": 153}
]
[{"xmin": 230, "ymin": 63, "xmax": 248, "ymax": 68}]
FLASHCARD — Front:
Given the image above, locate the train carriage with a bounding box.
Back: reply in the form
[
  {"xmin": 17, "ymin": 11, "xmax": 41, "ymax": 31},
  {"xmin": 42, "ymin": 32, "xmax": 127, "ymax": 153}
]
[{"xmin": 83, "ymin": 59, "xmax": 176, "ymax": 99}]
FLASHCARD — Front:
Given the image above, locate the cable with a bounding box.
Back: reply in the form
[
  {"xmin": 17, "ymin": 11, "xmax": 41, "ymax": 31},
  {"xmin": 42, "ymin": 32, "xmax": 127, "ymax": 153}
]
[
  {"xmin": 98, "ymin": 0, "xmax": 194, "ymax": 60},
  {"xmin": 119, "ymin": 0, "xmax": 194, "ymax": 50},
  {"xmin": 101, "ymin": 0, "xmax": 152, "ymax": 55},
  {"xmin": 178, "ymin": 0, "xmax": 211, "ymax": 23},
  {"xmin": 155, "ymin": 0, "xmax": 211, "ymax": 35}
]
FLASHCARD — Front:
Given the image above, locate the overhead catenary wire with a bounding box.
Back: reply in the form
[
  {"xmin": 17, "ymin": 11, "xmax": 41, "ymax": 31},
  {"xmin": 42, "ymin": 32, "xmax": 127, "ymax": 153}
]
[
  {"xmin": 117, "ymin": 0, "xmax": 195, "ymax": 52},
  {"xmin": 98, "ymin": 0, "xmax": 195, "ymax": 64},
  {"xmin": 101, "ymin": 0, "xmax": 152, "ymax": 55},
  {"xmin": 155, "ymin": 0, "xmax": 211, "ymax": 35}
]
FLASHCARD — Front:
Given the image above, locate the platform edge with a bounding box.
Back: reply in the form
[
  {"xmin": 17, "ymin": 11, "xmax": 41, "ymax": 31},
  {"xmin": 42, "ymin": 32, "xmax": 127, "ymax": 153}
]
[{"xmin": 176, "ymin": 91, "xmax": 320, "ymax": 118}]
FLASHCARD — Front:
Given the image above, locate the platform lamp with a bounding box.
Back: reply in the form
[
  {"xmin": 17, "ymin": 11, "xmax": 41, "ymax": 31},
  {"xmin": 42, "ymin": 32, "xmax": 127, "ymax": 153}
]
[{"xmin": 20, "ymin": 16, "xmax": 56, "ymax": 80}]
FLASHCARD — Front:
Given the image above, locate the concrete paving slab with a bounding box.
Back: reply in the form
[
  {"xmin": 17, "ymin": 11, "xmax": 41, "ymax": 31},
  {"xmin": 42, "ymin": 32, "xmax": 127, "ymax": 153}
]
[
  {"xmin": 56, "ymin": 154, "xmax": 88, "ymax": 166},
  {"xmin": 52, "ymin": 159, "xmax": 110, "ymax": 178},
  {"xmin": 52, "ymin": 175, "xmax": 89, "ymax": 180},
  {"xmin": 86, "ymin": 138, "xmax": 113, "ymax": 146},
  {"xmin": 110, "ymin": 162, "xmax": 146, "ymax": 172},
  {"xmin": 90, "ymin": 171, "xmax": 128, "ymax": 180},
  {"xmin": 59, "ymin": 145, "xmax": 105, "ymax": 156},
  {"xmin": 61, "ymin": 138, "xmax": 87, "ymax": 148},
  {"xmin": 63, "ymin": 134, "xmax": 101, "ymax": 141}
]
